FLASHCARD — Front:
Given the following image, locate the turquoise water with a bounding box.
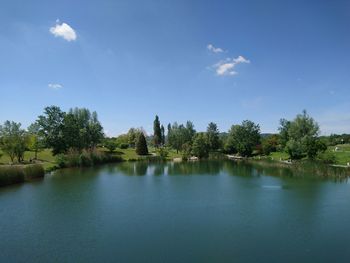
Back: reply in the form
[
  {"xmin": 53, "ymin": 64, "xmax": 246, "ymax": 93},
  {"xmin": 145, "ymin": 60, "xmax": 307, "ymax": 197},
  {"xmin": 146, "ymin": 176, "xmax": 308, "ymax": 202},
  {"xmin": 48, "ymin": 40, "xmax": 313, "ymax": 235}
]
[{"xmin": 1, "ymin": 161, "xmax": 350, "ymax": 262}]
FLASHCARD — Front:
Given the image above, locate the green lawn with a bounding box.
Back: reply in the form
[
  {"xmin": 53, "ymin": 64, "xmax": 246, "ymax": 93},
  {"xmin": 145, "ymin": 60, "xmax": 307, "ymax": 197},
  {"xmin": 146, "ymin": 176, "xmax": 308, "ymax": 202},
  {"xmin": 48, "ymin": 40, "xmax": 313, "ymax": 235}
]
[
  {"xmin": 107, "ymin": 148, "xmax": 141, "ymax": 161},
  {"xmin": 327, "ymin": 144, "xmax": 350, "ymax": 165},
  {"xmin": 267, "ymin": 144, "xmax": 350, "ymax": 165},
  {"xmin": 104, "ymin": 147, "xmax": 182, "ymax": 161},
  {"xmin": 0, "ymin": 149, "xmax": 57, "ymax": 170},
  {"xmin": 268, "ymin": 151, "xmax": 290, "ymax": 161}
]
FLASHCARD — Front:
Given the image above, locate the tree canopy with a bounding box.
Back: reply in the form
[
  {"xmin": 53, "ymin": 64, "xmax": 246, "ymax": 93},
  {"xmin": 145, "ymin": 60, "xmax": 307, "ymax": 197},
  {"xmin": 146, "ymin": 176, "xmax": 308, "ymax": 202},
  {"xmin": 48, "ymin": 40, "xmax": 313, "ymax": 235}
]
[
  {"xmin": 0, "ymin": 121, "xmax": 28, "ymax": 162},
  {"xmin": 206, "ymin": 122, "xmax": 220, "ymax": 151},
  {"xmin": 226, "ymin": 120, "xmax": 260, "ymax": 156},
  {"xmin": 280, "ymin": 110, "xmax": 326, "ymax": 159},
  {"xmin": 37, "ymin": 106, "xmax": 103, "ymax": 155}
]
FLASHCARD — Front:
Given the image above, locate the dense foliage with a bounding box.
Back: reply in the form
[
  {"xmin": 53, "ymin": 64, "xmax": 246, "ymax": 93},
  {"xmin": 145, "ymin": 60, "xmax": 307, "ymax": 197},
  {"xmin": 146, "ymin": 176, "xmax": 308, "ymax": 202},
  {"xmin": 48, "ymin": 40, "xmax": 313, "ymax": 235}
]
[
  {"xmin": 279, "ymin": 110, "xmax": 326, "ymax": 159},
  {"xmin": 0, "ymin": 121, "xmax": 28, "ymax": 162},
  {"xmin": 225, "ymin": 120, "xmax": 261, "ymax": 156},
  {"xmin": 206, "ymin": 122, "xmax": 221, "ymax": 151},
  {"xmin": 167, "ymin": 121, "xmax": 196, "ymax": 153},
  {"xmin": 136, "ymin": 132, "xmax": 148, "ymax": 155},
  {"xmin": 192, "ymin": 133, "xmax": 209, "ymax": 158},
  {"xmin": 153, "ymin": 115, "xmax": 162, "ymax": 147},
  {"xmin": 37, "ymin": 106, "xmax": 103, "ymax": 155}
]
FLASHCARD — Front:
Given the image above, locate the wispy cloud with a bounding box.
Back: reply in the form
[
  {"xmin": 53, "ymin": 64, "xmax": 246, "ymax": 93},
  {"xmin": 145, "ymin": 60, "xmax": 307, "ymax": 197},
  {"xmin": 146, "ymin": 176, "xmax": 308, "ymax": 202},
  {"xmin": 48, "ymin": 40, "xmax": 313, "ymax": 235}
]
[
  {"xmin": 48, "ymin": 83, "xmax": 63, "ymax": 90},
  {"xmin": 213, "ymin": 56, "xmax": 250, "ymax": 76},
  {"xmin": 207, "ymin": 44, "xmax": 224, "ymax": 53},
  {"xmin": 50, "ymin": 21, "xmax": 77, "ymax": 41}
]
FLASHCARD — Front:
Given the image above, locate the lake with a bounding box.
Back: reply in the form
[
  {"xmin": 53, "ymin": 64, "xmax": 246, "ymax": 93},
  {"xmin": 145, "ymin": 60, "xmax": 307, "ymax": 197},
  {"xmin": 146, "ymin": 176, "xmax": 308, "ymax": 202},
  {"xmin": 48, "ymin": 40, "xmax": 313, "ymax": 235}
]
[{"xmin": 1, "ymin": 160, "xmax": 350, "ymax": 263}]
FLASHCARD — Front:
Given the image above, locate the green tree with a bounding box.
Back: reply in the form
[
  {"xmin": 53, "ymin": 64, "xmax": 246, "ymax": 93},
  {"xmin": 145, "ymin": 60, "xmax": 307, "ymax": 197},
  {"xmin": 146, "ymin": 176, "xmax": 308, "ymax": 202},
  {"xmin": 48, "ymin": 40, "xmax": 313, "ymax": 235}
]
[
  {"xmin": 157, "ymin": 146, "xmax": 169, "ymax": 160},
  {"xmin": 168, "ymin": 121, "xmax": 196, "ymax": 153},
  {"xmin": 278, "ymin": 119, "xmax": 291, "ymax": 149},
  {"xmin": 184, "ymin": 121, "xmax": 196, "ymax": 144},
  {"xmin": 37, "ymin": 106, "xmax": 66, "ymax": 155},
  {"xmin": 192, "ymin": 133, "xmax": 209, "ymax": 159},
  {"xmin": 161, "ymin": 125, "xmax": 165, "ymax": 145},
  {"xmin": 27, "ymin": 122, "xmax": 44, "ymax": 160},
  {"xmin": 226, "ymin": 120, "xmax": 261, "ymax": 156},
  {"xmin": 153, "ymin": 115, "xmax": 162, "ymax": 147},
  {"xmin": 127, "ymin": 128, "xmax": 141, "ymax": 148},
  {"xmin": 181, "ymin": 142, "xmax": 192, "ymax": 161},
  {"xmin": 0, "ymin": 121, "xmax": 28, "ymax": 162},
  {"xmin": 116, "ymin": 134, "xmax": 129, "ymax": 148},
  {"xmin": 37, "ymin": 106, "xmax": 103, "ymax": 154},
  {"xmin": 136, "ymin": 132, "xmax": 148, "ymax": 155},
  {"xmin": 103, "ymin": 139, "xmax": 117, "ymax": 153},
  {"xmin": 167, "ymin": 123, "xmax": 172, "ymax": 144},
  {"xmin": 281, "ymin": 110, "xmax": 325, "ymax": 159},
  {"xmin": 206, "ymin": 122, "xmax": 220, "ymax": 151},
  {"xmin": 261, "ymin": 134, "xmax": 279, "ymax": 155},
  {"xmin": 66, "ymin": 108, "xmax": 103, "ymax": 150}
]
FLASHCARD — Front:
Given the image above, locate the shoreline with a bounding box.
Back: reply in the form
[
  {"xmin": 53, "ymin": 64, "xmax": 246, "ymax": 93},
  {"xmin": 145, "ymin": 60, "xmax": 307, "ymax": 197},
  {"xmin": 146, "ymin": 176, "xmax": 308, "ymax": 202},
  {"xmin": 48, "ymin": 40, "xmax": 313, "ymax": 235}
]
[{"xmin": 1, "ymin": 155, "xmax": 349, "ymax": 188}]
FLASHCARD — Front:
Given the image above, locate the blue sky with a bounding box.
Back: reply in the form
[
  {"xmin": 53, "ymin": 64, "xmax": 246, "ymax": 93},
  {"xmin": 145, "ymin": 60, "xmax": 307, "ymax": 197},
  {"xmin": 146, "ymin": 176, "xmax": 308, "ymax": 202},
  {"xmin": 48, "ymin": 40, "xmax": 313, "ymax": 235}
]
[{"xmin": 1, "ymin": 0, "xmax": 349, "ymax": 136}]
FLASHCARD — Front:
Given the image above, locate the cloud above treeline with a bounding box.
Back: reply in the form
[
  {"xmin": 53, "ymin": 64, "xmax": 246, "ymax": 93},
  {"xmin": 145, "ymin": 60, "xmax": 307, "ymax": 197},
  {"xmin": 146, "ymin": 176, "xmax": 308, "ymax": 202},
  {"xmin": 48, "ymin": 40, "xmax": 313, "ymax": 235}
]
[
  {"xmin": 213, "ymin": 56, "xmax": 250, "ymax": 76},
  {"xmin": 50, "ymin": 21, "xmax": 77, "ymax": 41}
]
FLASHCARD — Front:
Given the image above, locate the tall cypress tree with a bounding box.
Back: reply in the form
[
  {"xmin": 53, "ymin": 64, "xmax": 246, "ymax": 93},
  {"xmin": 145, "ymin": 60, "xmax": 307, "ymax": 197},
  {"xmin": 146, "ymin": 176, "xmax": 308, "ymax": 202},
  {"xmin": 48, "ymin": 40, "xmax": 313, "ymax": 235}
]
[
  {"xmin": 161, "ymin": 125, "xmax": 165, "ymax": 145},
  {"xmin": 153, "ymin": 115, "xmax": 162, "ymax": 147},
  {"xmin": 136, "ymin": 132, "xmax": 148, "ymax": 155}
]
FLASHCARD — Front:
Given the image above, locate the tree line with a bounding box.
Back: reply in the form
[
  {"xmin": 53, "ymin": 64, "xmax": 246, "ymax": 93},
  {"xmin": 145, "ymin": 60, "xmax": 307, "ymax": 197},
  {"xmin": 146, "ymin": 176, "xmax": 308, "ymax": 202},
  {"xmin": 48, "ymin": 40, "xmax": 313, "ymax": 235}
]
[
  {"xmin": 1, "ymin": 106, "xmax": 348, "ymax": 164},
  {"xmin": 0, "ymin": 106, "xmax": 104, "ymax": 162}
]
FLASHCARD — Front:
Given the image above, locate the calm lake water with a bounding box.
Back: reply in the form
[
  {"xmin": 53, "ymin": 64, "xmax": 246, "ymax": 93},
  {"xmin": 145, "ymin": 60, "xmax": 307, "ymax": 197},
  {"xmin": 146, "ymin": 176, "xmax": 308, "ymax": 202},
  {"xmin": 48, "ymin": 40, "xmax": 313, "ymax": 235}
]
[{"xmin": 1, "ymin": 161, "xmax": 350, "ymax": 263}]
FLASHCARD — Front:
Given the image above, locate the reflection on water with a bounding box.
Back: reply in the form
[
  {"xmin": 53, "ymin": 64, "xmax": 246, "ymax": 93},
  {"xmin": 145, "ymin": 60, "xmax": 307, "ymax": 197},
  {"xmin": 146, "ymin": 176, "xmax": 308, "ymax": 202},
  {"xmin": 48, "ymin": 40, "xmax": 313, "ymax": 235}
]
[{"xmin": 110, "ymin": 160, "xmax": 349, "ymax": 181}]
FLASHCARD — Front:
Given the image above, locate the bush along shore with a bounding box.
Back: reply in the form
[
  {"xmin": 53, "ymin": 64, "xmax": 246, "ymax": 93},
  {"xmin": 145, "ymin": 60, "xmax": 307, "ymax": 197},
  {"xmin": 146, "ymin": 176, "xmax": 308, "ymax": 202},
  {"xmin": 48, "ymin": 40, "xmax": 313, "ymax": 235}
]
[
  {"xmin": 0, "ymin": 164, "xmax": 45, "ymax": 187},
  {"xmin": 55, "ymin": 149, "xmax": 123, "ymax": 169}
]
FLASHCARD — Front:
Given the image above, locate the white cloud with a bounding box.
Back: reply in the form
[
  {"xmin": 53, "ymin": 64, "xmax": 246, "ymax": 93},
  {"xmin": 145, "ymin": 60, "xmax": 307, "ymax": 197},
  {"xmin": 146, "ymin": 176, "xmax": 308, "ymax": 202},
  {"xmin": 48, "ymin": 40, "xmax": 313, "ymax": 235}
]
[
  {"xmin": 233, "ymin": 55, "xmax": 250, "ymax": 64},
  {"xmin": 48, "ymin": 83, "xmax": 63, "ymax": 90},
  {"xmin": 207, "ymin": 44, "xmax": 224, "ymax": 53},
  {"xmin": 213, "ymin": 56, "xmax": 250, "ymax": 76},
  {"xmin": 50, "ymin": 22, "xmax": 77, "ymax": 41}
]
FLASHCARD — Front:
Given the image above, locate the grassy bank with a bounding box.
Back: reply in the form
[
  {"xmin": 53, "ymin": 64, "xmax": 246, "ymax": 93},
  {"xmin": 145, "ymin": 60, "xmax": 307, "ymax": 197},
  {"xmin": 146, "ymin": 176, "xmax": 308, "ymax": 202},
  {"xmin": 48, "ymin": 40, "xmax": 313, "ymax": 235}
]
[
  {"xmin": 0, "ymin": 164, "xmax": 45, "ymax": 187},
  {"xmin": 266, "ymin": 144, "xmax": 350, "ymax": 166},
  {"xmin": 0, "ymin": 149, "xmax": 56, "ymax": 170}
]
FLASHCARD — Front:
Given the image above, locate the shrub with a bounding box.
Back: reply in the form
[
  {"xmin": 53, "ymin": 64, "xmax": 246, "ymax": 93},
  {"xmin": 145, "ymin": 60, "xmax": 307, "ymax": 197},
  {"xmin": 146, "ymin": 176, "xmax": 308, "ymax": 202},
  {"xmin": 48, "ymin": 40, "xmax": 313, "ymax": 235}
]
[
  {"xmin": 157, "ymin": 147, "xmax": 169, "ymax": 160},
  {"xmin": 23, "ymin": 164, "xmax": 45, "ymax": 180},
  {"xmin": 56, "ymin": 154, "xmax": 68, "ymax": 168},
  {"xmin": 181, "ymin": 143, "xmax": 192, "ymax": 161},
  {"xmin": 0, "ymin": 164, "xmax": 44, "ymax": 187},
  {"xmin": 119, "ymin": 143, "xmax": 129, "ymax": 149},
  {"xmin": 317, "ymin": 151, "xmax": 336, "ymax": 164},
  {"xmin": 136, "ymin": 133, "xmax": 148, "ymax": 155},
  {"xmin": 79, "ymin": 151, "xmax": 93, "ymax": 166},
  {"xmin": 0, "ymin": 166, "xmax": 24, "ymax": 186},
  {"xmin": 103, "ymin": 139, "xmax": 117, "ymax": 153},
  {"xmin": 56, "ymin": 149, "xmax": 123, "ymax": 168}
]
